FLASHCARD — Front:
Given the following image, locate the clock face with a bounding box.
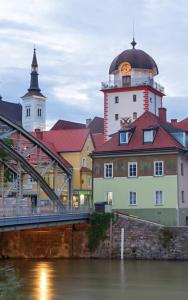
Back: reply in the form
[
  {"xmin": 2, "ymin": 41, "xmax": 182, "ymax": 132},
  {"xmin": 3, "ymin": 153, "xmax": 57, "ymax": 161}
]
[{"xmin": 120, "ymin": 62, "xmax": 131, "ymax": 74}]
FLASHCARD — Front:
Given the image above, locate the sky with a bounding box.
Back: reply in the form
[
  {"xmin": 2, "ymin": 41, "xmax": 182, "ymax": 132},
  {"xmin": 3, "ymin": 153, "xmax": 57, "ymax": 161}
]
[{"xmin": 1, "ymin": 0, "xmax": 188, "ymax": 129}]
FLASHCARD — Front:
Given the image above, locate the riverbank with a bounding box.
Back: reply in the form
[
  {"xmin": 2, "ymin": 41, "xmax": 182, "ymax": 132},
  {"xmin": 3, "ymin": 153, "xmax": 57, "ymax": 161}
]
[{"xmin": 1, "ymin": 213, "xmax": 188, "ymax": 260}]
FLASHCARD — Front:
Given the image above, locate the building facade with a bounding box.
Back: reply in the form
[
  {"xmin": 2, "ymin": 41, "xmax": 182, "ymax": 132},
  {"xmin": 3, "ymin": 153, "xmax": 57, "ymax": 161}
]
[
  {"xmin": 101, "ymin": 39, "xmax": 165, "ymax": 141},
  {"xmin": 21, "ymin": 49, "xmax": 46, "ymax": 132},
  {"xmin": 92, "ymin": 109, "xmax": 188, "ymax": 226}
]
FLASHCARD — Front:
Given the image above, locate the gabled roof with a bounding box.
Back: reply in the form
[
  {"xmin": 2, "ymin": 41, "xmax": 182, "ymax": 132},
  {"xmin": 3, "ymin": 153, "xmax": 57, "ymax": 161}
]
[
  {"xmin": 88, "ymin": 117, "xmax": 104, "ymax": 134},
  {"xmin": 91, "ymin": 133, "xmax": 104, "ymax": 149},
  {"xmin": 50, "ymin": 116, "xmax": 104, "ymax": 134},
  {"xmin": 51, "ymin": 120, "xmax": 85, "ymax": 130},
  {"xmin": 0, "ymin": 99, "xmax": 22, "ymax": 126},
  {"xmin": 32, "ymin": 128, "xmax": 90, "ymax": 153},
  {"xmin": 174, "ymin": 118, "xmax": 188, "ymax": 132},
  {"xmin": 92, "ymin": 111, "xmax": 186, "ymax": 155}
]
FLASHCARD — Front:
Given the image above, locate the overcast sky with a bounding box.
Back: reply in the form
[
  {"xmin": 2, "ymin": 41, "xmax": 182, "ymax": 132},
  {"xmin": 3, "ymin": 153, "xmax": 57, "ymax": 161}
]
[{"xmin": 1, "ymin": 0, "xmax": 188, "ymax": 128}]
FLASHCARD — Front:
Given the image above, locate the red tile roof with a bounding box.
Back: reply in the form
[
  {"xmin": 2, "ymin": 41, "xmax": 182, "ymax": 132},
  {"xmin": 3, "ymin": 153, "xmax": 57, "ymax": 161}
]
[
  {"xmin": 32, "ymin": 128, "xmax": 90, "ymax": 153},
  {"xmin": 173, "ymin": 118, "xmax": 188, "ymax": 132},
  {"xmin": 51, "ymin": 119, "xmax": 85, "ymax": 130},
  {"xmin": 91, "ymin": 133, "xmax": 104, "ymax": 149},
  {"xmin": 92, "ymin": 111, "xmax": 185, "ymax": 155},
  {"xmin": 50, "ymin": 116, "xmax": 104, "ymax": 134}
]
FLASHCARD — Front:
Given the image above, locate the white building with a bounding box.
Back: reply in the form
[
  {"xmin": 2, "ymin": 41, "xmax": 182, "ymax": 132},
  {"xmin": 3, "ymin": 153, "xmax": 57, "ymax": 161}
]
[
  {"xmin": 21, "ymin": 49, "xmax": 46, "ymax": 132},
  {"xmin": 101, "ymin": 38, "xmax": 165, "ymax": 141}
]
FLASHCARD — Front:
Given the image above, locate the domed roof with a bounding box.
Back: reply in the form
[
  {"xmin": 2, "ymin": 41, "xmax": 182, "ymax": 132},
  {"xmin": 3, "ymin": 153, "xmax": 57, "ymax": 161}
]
[{"xmin": 109, "ymin": 40, "xmax": 158, "ymax": 75}]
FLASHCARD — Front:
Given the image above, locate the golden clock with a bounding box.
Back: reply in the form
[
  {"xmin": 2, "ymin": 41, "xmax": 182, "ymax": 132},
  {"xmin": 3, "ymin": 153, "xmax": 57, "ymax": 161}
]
[{"xmin": 120, "ymin": 62, "xmax": 131, "ymax": 74}]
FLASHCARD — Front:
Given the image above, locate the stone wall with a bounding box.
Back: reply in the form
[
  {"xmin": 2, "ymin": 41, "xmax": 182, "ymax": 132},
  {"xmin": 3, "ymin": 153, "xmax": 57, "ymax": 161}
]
[
  {"xmin": 92, "ymin": 213, "xmax": 188, "ymax": 260},
  {"xmin": 1, "ymin": 214, "xmax": 188, "ymax": 259}
]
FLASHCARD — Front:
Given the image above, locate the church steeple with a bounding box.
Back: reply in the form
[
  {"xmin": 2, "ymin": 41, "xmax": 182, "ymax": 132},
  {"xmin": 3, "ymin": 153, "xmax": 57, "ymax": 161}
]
[
  {"xmin": 21, "ymin": 48, "xmax": 47, "ymax": 132},
  {"xmin": 28, "ymin": 48, "xmax": 40, "ymax": 93}
]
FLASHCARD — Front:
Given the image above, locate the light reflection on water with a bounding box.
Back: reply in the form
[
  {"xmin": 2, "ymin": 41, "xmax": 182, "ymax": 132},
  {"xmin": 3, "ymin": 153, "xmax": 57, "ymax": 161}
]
[{"xmin": 1, "ymin": 259, "xmax": 188, "ymax": 300}]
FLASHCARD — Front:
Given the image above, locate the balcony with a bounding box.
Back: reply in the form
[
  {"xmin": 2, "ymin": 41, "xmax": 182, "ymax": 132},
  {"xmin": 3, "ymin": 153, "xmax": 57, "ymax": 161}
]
[{"xmin": 101, "ymin": 79, "xmax": 165, "ymax": 93}]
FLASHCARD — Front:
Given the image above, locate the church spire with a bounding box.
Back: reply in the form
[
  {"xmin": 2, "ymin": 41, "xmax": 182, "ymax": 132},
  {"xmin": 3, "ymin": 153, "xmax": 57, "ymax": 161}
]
[{"xmin": 28, "ymin": 48, "xmax": 40, "ymax": 92}]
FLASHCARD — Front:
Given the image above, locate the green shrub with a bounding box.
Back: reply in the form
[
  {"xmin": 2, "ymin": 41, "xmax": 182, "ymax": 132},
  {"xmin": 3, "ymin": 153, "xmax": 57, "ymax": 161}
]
[{"xmin": 88, "ymin": 212, "xmax": 114, "ymax": 252}]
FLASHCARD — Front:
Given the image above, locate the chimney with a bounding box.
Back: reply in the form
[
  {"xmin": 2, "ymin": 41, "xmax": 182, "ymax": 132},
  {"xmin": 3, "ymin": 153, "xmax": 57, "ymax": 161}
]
[
  {"xmin": 86, "ymin": 118, "xmax": 92, "ymax": 127},
  {"xmin": 171, "ymin": 119, "xmax": 177, "ymax": 126},
  {"xmin": 158, "ymin": 107, "xmax": 167, "ymax": 122},
  {"xmin": 35, "ymin": 128, "xmax": 43, "ymax": 140}
]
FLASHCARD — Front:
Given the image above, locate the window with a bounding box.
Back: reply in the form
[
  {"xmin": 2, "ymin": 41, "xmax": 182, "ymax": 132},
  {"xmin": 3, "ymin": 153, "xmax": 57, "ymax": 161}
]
[
  {"xmin": 115, "ymin": 96, "xmax": 119, "ymax": 103},
  {"xmin": 155, "ymin": 191, "xmax": 163, "ymax": 206},
  {"xmin": 133, "ymin": 95, "xmax": 137, "ymax": 102},
  {"xmin": 133, "ymin": 112, "xmax": 137, "ymax": 120},
  {"xmin": 154, "ymin": 161, "xmax": 164, "ymax": 176},
  {"xmin": 38, "ymin": 108, "xmax": 42, "ymax": 117},
  {"xmin": 128, "ymin": 162, "xmax": 137, "ymax": 177},
  {"xmin": 86, "ymin": 145, "xmax": 90, "ymax": 152},
  {"xmin": 129, "ymin": 191, "xmax": 137, "ymax": 205},
  {"xmin": 181, "ymin": 163, "xmax": 184, "ymax": 176},
  {"xmin": 143, "ymin": 129, "xmax": 155, "ymax": 143},
  {"xmin": 104, "ymin": 163, "xmax": 113, "ymax": 178},
  {"xmin": 115, "ymin": 114, "xmax": 119, "ymax": 121},
  {"xmin": 106, "ymin": 192, "xmax": 113, "ymax": 205},
  {"xmin": 150, "ymin": 97, "xmax": 153, "ymax": 103},
  {"xmin": 181, "ymin": 190, "xmax": 185, "ymax": 203},
  {"xmin": 120, "ymin": 131, "xmax": 130, "ymax": 144},
  {"xmin": 26, "ymin": 107, "xmax": 31, "ymax": 117},
  {"xmin": 82, "ymin": 157, "xmax": 86, "ymax": 167}
]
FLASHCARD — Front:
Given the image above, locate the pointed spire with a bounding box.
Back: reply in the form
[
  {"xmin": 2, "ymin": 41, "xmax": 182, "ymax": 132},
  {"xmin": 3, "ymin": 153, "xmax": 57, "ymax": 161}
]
[
  {"xmin": 29, "ymin": 48, "xmax": 40, "ymax": 92},
  {"xmin": 31, "ymin": 48, "xmax": 38, "ymax": 71}
]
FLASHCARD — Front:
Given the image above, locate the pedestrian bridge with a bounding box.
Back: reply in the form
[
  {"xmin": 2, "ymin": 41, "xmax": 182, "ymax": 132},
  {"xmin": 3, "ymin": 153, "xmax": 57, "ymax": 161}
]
[{"xmin": 0, "ymin": 209, "xmax": 90, "ymax": 232}]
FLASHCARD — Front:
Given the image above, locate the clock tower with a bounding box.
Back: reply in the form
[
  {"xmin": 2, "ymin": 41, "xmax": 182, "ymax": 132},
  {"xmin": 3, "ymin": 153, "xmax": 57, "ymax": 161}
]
[
  {"xmin": 21, "ymin": 48, "xmax": 47, "ymax": 132},
  {"xmin": 102, "ymin": 39, "xmax": 165, "ymax": 141}
]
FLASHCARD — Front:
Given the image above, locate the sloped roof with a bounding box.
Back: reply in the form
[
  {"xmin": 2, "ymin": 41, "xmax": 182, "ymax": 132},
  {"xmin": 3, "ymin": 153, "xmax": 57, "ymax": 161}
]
[
  {"xmin": 91, "ymin": 133, "xmax": 104, "ymax": 149},
  {"xmin": 51, "ymin": 116, "xmax": 104, "ymax": 134},
  {"xmin": 173, "ymin": 118, "xmax": 188, "ymax": 132},
  {"xmin": 92, "ymin": 111, "xmax": 185, "ymax": 155},
  {"xmin": 32, "ymin": 128, "xmax": 90, "ymax": 153},
  {"xmin": 88, "ymin": 117, "xmax": 104, "ymax": 133},
  {"xmin": 51, "ymin": 119, "xmax": 85, "ymax": 130},
  {"xmin": 0, "ymin": 99, "xmax": 22, "ymax": 126}
]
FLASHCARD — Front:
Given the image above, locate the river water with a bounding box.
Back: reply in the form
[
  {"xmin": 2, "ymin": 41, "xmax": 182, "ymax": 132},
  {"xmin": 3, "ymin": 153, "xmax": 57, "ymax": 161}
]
[{"xmin": 0, "ymin": 259, "xmax": 188, "ymax": 300}]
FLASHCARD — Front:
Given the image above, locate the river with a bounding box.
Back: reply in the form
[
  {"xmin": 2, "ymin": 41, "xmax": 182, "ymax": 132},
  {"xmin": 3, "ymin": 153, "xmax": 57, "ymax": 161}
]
[{"xmin": 0, "ymin": 259, "xmax": 188, "ymax": 300}]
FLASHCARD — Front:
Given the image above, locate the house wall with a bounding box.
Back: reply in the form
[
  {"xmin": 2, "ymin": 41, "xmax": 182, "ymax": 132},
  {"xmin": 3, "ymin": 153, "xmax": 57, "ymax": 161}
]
[{"xmin": 93, "ymin": 153, "xmax": 178, "ymax": 226}]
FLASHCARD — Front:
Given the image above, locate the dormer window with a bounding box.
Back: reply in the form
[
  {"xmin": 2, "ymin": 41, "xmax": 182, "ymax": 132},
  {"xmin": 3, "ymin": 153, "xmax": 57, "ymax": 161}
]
[
  {"xmin": 119, "ymin": 128, "xmax": 134, "ymax": 145},
  {"xmin": 143, "ymin": 129, "xmax": 155, "ymax": 143}
]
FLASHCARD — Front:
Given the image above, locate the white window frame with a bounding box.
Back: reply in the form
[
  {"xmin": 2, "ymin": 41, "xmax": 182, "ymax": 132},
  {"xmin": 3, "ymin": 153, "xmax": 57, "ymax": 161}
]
[
  {"xmin": 128, "ymin": 162, "xmax": 137, "ymax": 177},
  {"xmin": 88, "ymin": 176, "xmax": 92, "ymax": 188},
  {"xmin": 115, "ymin": 96, "xmax": 119, "ymax": 103},
  {"xmin": 105, "ymin": 191, "xmax": 113, "ymax": 205},
  {"xmin": 104, "ymin": 163, "xmax": 113, "ymax": 178},
  {"xmin": 181, "ymin": 190, "xmax": 185, "ymax": 203},
  {"xmin": 133, "ymin": 112, "xmax": 137, "ymax": 120},
  {"xmin": 120, "ymin": 131, "xmax": 129, "ymax": 144},
  {"xmin": 143, "ymin": 129, "xmax": 154, "ymax": 143},
  {"xmin": 82, "ymin": 157, "xmax": 87, "ymax": 167},
  {"xmin": 154, "ymin": 161, "xmax": 164, "ymax": 176},
  {"xmin": 155, "ymin": 190, "xmax": 164, "ymax": 206},
  {"xmin": 115, "ymin": 114, "xmax": 119, "ymax": 121},
  {"xmin": 37, "ymin": 107, "xmax": 42, "ymax": 117},
  {"xmin": 128, "ymin": 191, "xmax": 137, "ymax": 206}
]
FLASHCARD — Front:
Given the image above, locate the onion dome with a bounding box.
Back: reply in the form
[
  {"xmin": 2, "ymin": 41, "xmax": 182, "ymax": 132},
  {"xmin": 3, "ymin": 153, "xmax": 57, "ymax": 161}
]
[{"xmin": 109, "ymin": 39, "xmax": 158, "ymax": 75}]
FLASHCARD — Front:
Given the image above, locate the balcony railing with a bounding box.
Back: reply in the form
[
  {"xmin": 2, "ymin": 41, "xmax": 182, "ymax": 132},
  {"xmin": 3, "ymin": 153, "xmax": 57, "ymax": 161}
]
[{"xmin": 101, "ymin": 79, "xmax": 164, "ymax": 93}]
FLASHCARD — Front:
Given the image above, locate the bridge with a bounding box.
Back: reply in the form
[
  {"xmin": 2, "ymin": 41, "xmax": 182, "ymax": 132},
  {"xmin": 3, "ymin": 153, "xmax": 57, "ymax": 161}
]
[{"xmin": 0, "ymin": 114, "xmax": 91, "ymax": 231}]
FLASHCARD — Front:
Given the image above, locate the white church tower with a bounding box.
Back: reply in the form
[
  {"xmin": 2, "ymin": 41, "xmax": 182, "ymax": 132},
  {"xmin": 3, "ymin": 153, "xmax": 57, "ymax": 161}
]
[
  {"xmin": 101, "ymin": 38, "xmax": 165, "ymax": 141},
  {"xmin": 21, "ymin": 48, "xmax": 46, "ymax": 132}
]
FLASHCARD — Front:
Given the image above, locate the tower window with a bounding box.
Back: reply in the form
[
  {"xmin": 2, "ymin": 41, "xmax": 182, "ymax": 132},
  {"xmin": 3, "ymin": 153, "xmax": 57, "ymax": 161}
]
[
  {"xmin": 26, "ymin": 107, "xmax": 31, "ymax": 117},
  {"xmin": 115, "ymin": 114, "xmax": 119, "ymax": 121},
  {"xmin": 133, "ymin": 112, "xmax": 137, "ymax": 120},
  {"xmin": 133, "ymin": 95, "xmax": 137, "ymax": 102},
  {"xmin": 38, "ymin": 108, "xmax": 42, "ymax": 117},
  {"xmin": 115, "ymin": 96, "xmax": 119, "ymax": 103}
]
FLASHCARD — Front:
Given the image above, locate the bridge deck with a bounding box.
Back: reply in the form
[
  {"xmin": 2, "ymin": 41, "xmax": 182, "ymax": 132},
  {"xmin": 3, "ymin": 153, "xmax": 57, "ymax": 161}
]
[{"xmin": 0, "ymin": 212, "xmax": 90, "ymax": 232}]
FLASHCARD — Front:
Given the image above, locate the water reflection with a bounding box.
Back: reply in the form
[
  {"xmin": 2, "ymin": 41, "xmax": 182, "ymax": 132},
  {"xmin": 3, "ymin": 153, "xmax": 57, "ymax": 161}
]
[{"xmin": 35, "ymin": 262, "xmax": 52, "ymax": 300}]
